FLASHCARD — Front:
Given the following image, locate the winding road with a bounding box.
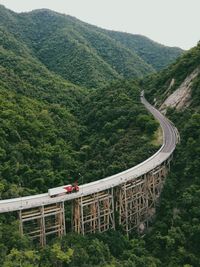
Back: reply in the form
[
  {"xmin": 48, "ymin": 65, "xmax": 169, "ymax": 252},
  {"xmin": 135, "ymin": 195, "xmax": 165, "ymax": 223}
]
[{"xmin": 0, "ymin": 93, "xmax": 179, "ymax": 213}]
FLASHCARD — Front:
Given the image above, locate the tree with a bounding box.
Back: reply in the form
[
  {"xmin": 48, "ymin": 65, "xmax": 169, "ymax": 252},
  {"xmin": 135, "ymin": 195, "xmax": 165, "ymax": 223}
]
[
  {"xmin": 50, "ymin": 243, "xmax": 73, "ymax": 266},
  {"xmin": 3, "ymin": 249, "xmax": 40, "ymax": 267}
]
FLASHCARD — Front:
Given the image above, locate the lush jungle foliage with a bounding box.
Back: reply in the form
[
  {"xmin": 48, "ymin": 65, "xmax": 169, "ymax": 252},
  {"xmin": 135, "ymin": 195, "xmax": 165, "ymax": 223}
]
[
  {"xmin": 0, "ymin": 88, "xmax": 82, "ymax": 197},
  {"xmin": 0, "ymin": 80, "xmax": 158, "ymax": 199},
  {"xmin": 0, "ymin": 10, "xmax": 161, "ymax": 263},
  {"xmin": 79, "ymin": 81, "xmax": 159, "ymax": 182},
  {"xmin": 105, "ymin": 31, "xmax": 183, "ymax": 71},
  {"xmin": 143, "ymin": 42, "xmax": 200, "ymax": 106},
  {"xmin": 0, "ymin": 26, "xmax": 86, "ymax": 112},
  {"xmin": 0, "ymin": 62, "xmax": 159, "ymax": 267},
  {"xmin": 0, "ymin": 5, "xmax": 182, "ymax": 88},
  {"xmin": 0, "ymin": 4, "xmax": 200, "ymax": 267},
  {"xmin": 139, "ymin": 42, "xmax": 200, "ymax": 266}
]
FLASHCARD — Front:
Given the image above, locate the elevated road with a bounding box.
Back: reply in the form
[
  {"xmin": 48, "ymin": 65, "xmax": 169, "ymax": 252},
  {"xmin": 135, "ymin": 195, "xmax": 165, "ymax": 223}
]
[{"xmin": 0, "ymin": 94, "xmax": 179, "ymax": 213}]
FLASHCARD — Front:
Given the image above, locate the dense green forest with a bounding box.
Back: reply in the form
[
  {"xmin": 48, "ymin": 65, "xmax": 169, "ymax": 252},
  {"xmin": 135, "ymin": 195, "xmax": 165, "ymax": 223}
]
[
  {"xmin": 0, "ymin": 41, "xmax": 197, "ymax": 267},
  {"xmin": 79, "ymin": 81, "xmax": 159, "ymax": 182},
  {"xmin": 142, "ymin": 42, "xmax": 200, "ymax": 106},
  {"xmin": 0, "ymin": 68, "xmax": 159, "ymax": 266},
  {"xmin": 0, "ymin": 5, "xmax": 161, "ymax": 264},
  {"xmin": 1, "ymin": 4, "xmax": 200, "ymax": 267},
  {"xmin": 0, "ymin": 80, "xmax": 158, "ymax": 199},
  {"xmin": 34, "ymin": 40, "xmax": 200, "ymax": 267},
  {"xmin": 132, "ymin": 42, "xmax": 200, "ymax": 266},
  {"xmin": 0, "ymin": 26, "xmax": 86, "ymax": 111},
  {"xmin": 104, "ymin": 31, "xmax": 183, "ymax": 71},
  {"xmin": 0, "ymin": 5, "xmax": 183, "ymax": 88}
]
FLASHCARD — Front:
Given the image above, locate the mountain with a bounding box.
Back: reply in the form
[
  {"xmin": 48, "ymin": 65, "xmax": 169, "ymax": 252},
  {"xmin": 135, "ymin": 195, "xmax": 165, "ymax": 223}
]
[
  {"xmin": 137, "ymin": 42, "xmax": 200, "ymax": 266},
  {"xmin": 0, "ymin": 25, "xmax": 86, "ymax": 112},
  {"xmin": 0, "ymin": 5, "xmax": 183, "ymax": 88},
  {"xmin": 143, "ymin": 41, "xmax": 200, "ymax": 109},
  {"xmin": 105, "ymin": 31, "xmax": 183, "ymax": 71},
  {"xmin": 0, "ymin": 5, "xmax": 161, "ymax": 197},
  {"xmin": 0, "ymin": 7, "xmax": 165, "ymax": 265},
  {"xmin": 0, "ymin": 79, "xmax": 160, "ymax": 266},
  {"xmin": 79, "ymin": 80, "xmax": 159, "ymax": 182},
  {"xmin": 1, "ymin": 4, "xmax": 198, "ymax": 266}
]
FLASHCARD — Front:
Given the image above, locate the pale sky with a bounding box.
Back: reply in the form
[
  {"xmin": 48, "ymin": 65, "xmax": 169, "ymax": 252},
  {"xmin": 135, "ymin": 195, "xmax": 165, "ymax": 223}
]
[{"xmin": 1, "ymin": 0, "xmax": 200, "ymax": 50}]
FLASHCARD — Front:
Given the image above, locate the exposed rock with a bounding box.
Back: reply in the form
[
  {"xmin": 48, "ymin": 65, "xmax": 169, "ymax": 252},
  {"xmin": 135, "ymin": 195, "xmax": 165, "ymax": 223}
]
[
  {"xmin": 153, "ymin": 78, "xmax": 175, "ymax": 106},
  {"xmin": 160, "ymin": 68, "xmax": 199, "ymax": 113},
  {"xmin": 167, "ymin": 78, "xmax": 175, "ymax": 93}
]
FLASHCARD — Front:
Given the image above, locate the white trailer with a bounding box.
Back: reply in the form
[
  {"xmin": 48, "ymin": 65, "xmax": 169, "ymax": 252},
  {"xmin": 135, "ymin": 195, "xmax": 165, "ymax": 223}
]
[{"xmin": 48, "ymin": 184, "xmax": 73, "ymax": 197}]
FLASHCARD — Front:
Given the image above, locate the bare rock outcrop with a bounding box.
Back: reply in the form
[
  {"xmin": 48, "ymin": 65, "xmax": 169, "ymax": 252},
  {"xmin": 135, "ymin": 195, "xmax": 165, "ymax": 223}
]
[{"xmin": 160, "ymin": 68, "xmax": 199, "ymax": 113}]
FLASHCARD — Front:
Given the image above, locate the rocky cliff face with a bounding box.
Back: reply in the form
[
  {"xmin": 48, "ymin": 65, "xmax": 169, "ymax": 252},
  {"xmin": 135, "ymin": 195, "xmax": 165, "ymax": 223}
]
[{"xmin": 160, "ymin": 68, "xmax": 200, "ymax": 113}]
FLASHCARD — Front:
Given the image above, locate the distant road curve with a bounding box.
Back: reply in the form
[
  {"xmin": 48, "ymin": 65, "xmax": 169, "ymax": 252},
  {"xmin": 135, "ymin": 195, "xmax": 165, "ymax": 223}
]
[{"xmin": 0, "ymin": 93, "xmax": 179, "ymax": 213}]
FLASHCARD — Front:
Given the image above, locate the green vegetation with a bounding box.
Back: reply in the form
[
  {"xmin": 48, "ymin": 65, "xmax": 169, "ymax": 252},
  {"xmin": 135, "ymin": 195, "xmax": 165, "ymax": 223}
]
[
  {"xmin": 142, "ymin": 42, "xmax": 200, "ymax": 106},
  {"xmin": 0, "ymin": 26, "xmax": 86, "ymax": 112},
  {"xmin": 0, "ymin": 6, "xmax": 163, "ymax": 266},
  {"xmin": 0, "ymin": 79, "xmax": 158, "ymax": 198},
  {"xmin": 0, "ymin": 229, "xmax": 160, "ymax": 267},
  {"xmin": 79, "ymin": 81, "xmax": 159, "ymax": 182},
  {"xmin": 0, "ymin": 4, "xmax": 183, "ymax": 88},
  {"xmin": 106, "ymin": 31, "xmax": 183, "ymax": 71},
  {"xmin": 0, "ymin": 88, "xmax": 82, "ymax": 197},
  {"xmin": 1, "ymin": 3, "xmax": 200, "ymax": 266},
  {"xmin": 139, "ymin": 42, "xmax": 200, "ymax": 266},
  {"xmin": 0, "ymin": 75, "xmax": 159, "ymax": 266},
  {"xmin": 142, "ymin": 109, "xmax": 200, "ymax": 266}
]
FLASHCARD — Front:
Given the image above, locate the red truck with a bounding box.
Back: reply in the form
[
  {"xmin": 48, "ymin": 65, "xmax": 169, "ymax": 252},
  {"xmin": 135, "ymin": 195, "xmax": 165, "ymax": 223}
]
[
  {"xmin": 63, "ymin": 182, "xmax": 79, "ymax": 193},
  {"xmin": 48, "ymin": 182, "xmax": 79, "ymax": 197}
]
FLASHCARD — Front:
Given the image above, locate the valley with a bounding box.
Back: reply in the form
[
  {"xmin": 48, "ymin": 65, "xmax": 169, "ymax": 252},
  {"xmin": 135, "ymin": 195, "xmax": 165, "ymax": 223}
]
[{"xmin": 0, "ymin": 4, "xmax": 200, "ymax": 267}]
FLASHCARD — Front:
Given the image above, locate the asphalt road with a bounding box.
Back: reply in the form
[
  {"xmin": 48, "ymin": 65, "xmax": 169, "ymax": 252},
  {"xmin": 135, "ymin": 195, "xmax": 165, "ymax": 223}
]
[{"xmin": 0, "ymin": 94, "xmax": 179, "ymax": 213}]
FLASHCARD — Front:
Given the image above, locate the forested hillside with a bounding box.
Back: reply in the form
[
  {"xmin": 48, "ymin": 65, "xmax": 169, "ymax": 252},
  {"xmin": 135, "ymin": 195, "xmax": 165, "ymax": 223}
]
[
  {"xmin": 0, "ymin": 4, "xmax": 183, "ymax": 88},
  {"xmin": 105, "ymin": 31, "xmax": 183, "ymax": 71},
  {"xmin": 1, "ymin": 3, "xmax": 199, "ymax": 266},
  {"xmin": 0, "ymin": 6, "xmax": 162, "ymax": 265},
  {"xmin": 0, "ymin": 4, "xmax": 163, "ymax": 261},
  {"xmin": 0, "ymin": 3, "xmax": 162, "ymax": 199},
  {"xmin": 0, "ymin": 79, "xmax": 160, "ymax": 266},
  {"xmin": 0, "ymin": 26, "xmax": 86, "ymax": 111},
  {"xmin": 78, "ymin": 81, "xmax": 159, "ymax": 182},
  {"xmin": 0, "ymin": 79, "xmax": 159, "ymax": 194},
  {"xmin": 137, "ymin": 41, "xmax": 200, "ymax": 266},
  {"xmin": 143, "ymin": 42, "xmax": 200, "ymax": 106}
]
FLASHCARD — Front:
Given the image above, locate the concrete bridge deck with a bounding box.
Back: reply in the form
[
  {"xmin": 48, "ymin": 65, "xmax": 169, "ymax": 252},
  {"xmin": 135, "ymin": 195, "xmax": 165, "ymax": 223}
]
[{"xmin": 0, "ymin": 94, "xmax": 179, "ymax": 213}]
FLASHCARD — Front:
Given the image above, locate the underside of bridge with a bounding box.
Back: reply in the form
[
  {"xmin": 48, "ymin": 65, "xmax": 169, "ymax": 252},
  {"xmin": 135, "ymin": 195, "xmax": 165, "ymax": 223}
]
[
  {"xmin": 18, "ymin": 160, "xmax": 170, "ymax": 246},
  {"xmin": 115, "ymin": 162, "xmax": 169, "ymax": 234},
  {"xmin": 73, "ymin": 188, "xmax": 115, "ymax": 234},
  {"xmin": 0, "ymin": 94, "xmax": 178, "ymax": 246},
  {"xmin": 19, "ymin": 202, "xmax": 65, "ymax": 246}
]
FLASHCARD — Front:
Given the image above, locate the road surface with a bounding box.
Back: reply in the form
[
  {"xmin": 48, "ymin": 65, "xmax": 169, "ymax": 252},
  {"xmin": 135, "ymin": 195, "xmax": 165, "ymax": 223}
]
[{"xmin": 0, "ymin": 94, "xmax": 179, "ymax": 213}]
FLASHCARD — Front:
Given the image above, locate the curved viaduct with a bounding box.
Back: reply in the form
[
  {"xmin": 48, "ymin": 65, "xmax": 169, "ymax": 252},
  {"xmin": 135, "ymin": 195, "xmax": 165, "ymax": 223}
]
[{"xmin": 0, "ymin": 94, "xmax": 179, "ymax": 246}]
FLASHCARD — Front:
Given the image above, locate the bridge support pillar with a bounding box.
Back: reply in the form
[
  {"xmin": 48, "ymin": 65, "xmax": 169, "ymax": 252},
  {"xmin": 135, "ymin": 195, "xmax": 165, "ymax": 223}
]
[
  {"xmin": 116, "ymin": 162, "xmax": 170, "ymax": 235},
  {"xmin": 146, "ymin": 163, "xmax": 168, "ymax": 210},
  {"xmin": 116, "ymin": 176, "xmax": 149, "ymax": 235},
  {"xmin": 19, "ymin": 202, "xmax": 66, "ymax": 246},
  {"xmin": 73, "ymin": 189, "xmax": 115, "ymax": 235}
]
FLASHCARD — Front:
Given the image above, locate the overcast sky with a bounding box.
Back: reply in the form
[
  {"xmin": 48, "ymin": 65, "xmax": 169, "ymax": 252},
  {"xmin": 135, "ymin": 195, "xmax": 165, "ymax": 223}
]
[{"xmin": 1, "ymin": 0, "xmax": 200, "ymax": 50}]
